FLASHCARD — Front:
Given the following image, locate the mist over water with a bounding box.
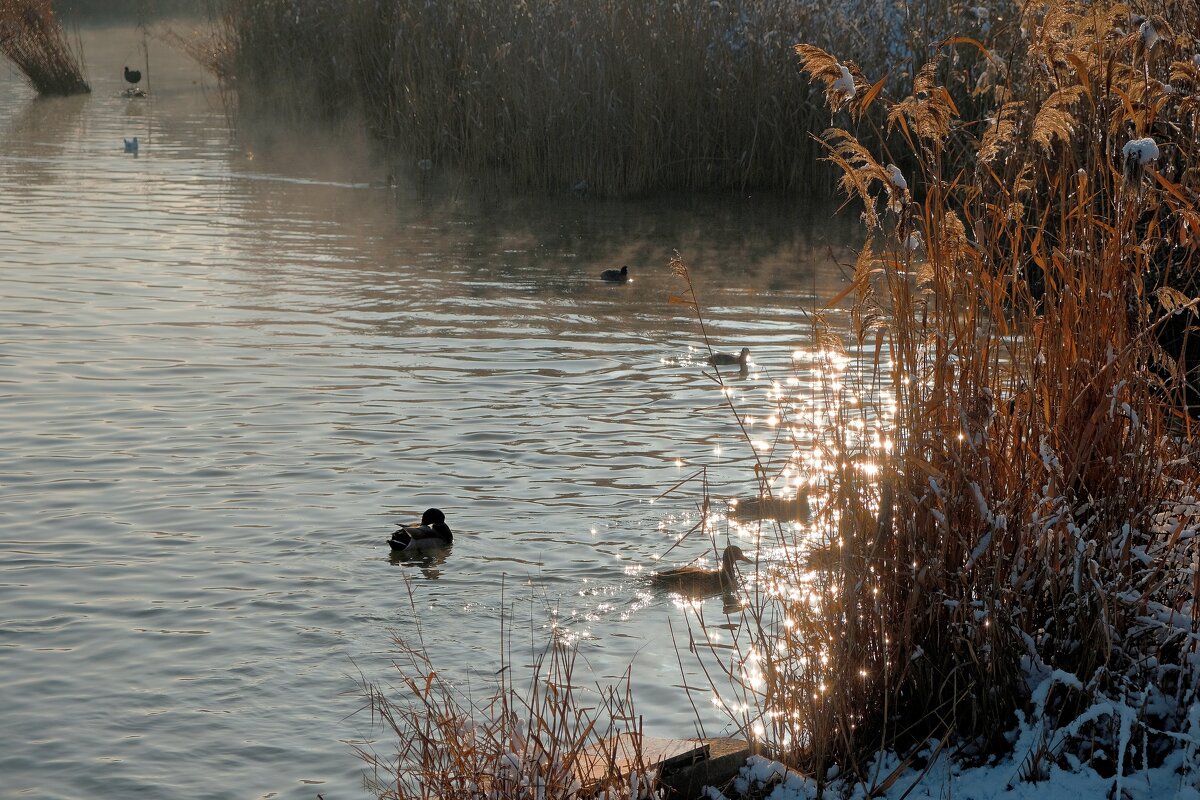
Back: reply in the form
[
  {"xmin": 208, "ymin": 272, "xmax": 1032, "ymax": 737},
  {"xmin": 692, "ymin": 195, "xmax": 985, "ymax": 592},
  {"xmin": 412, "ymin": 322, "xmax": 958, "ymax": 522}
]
[{"xmin": 0, "ymin": 26, "xmax": 854, "ymax": 800}]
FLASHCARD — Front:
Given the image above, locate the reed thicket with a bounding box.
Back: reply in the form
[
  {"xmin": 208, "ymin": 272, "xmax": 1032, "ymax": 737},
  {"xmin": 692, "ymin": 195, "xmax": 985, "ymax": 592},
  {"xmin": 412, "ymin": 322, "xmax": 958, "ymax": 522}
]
[
  {"xmin": 0, "ymin": 0, "xmax": 88, "ymax": 95},
  {"xmin": 359, "ymin": 0, "xmax": 1200, "ymax": 795},
  {"xmin": 221, "ymin": 0, "xmax": 996, "ymax": 196},
  {"xmin": 360, "ymin": 620, "xmax": 653, "ymax": 800},
  {"xmin": 670, "ymin": 0, "xmax": 1200, "ymax": 789}
]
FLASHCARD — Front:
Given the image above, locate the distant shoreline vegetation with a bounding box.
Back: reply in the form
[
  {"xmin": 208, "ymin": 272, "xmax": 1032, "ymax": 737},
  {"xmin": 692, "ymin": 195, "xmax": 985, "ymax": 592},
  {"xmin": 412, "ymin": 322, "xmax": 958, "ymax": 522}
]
[
  {"xmin": 219, "ymin": 0, "xmax": 995, "ymax": 197},
  {"xmin": 57, "ymin": 0, "xmax": 213, "ymax": 23}
]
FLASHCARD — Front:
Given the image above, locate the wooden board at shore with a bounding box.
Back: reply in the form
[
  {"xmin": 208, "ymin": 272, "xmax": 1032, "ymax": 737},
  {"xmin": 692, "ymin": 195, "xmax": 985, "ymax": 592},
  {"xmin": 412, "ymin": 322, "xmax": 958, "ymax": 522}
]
[{"xmin": 575, "ymin": 734, "xmax": 708, "ymax": 793}]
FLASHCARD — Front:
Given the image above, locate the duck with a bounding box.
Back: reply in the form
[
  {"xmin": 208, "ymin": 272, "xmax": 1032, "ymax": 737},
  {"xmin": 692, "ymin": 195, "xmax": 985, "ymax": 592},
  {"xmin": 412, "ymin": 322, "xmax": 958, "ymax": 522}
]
[
  {"xmin": 651, "ymin": 544, "xmax": 751, "ymax": 596},
  {"xmin": 729, "ymin": 491, "xmax": 811, "ymax": 522},
  {"xmin": 123, "ymin": 66, "xmax": 142, "ymax": 85},
  {"xmin": 389, "ymin": 508, "xmax": 453, "ymax": 552},
  {"xmin": 600, "ymin": 265, "xmax": 630, "ymax": 283},
  {"xmin": 707, "ymin": 347, "xmax": 750, "ymax": 368}
]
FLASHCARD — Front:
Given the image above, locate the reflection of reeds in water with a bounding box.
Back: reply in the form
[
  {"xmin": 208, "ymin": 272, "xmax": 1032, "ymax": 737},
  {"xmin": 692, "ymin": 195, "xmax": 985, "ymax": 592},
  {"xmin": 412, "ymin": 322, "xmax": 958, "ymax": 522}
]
[
  {"xmin": 671, "ymin": 0, "xmax": 1200, "ymax": 788},
  {"xmin": 0, "ymin": 0, "xmax": 89, "ymax": 96}
]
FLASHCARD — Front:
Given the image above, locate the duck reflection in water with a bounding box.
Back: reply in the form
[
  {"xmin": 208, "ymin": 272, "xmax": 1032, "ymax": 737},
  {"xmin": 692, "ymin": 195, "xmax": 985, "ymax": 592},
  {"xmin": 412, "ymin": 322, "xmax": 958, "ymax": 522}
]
[{"xmin": 389, "ymin": 546, "xmax": 449, "ymax": 580}]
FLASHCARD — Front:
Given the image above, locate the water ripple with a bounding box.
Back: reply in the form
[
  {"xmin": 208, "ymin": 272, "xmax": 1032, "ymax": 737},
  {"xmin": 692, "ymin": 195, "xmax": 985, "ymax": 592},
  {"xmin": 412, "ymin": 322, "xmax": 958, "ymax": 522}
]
[{"xmin": 0, "ymin": 23, "xmax": 856, "ymax": 800}]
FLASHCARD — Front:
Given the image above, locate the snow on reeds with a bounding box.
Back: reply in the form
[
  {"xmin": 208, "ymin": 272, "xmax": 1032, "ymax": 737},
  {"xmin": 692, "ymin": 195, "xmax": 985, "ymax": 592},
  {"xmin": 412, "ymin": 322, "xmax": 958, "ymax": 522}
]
[
  {"xmin": 221, "ymin": 0, "xmax": 997, "ymax": 196},
  {"xmin": 0, "ymin": 0, "xmax": 88, "ymax": 96},
  {"xmin": 662, "ymin": 0, "xmax": 1200, "ymax": 791}
]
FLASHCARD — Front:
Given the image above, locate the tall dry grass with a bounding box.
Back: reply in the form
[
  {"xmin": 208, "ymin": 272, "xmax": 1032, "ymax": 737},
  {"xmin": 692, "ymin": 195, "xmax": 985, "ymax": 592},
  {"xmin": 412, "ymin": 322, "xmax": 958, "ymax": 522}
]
[
  {"xmin": 220, "ymin": 0, "xmax": 1002, "ymax": 197},
  {"xmin": 359, "ymin": 605, "xmax": 655, "ymax": 800},
  {"xmin": 0, "ymin": 0, "xmax": 89, "ymax": 95},
  {"xmin": 668, "ymin": 0, "xmax": 1200, "ymax": 788}
]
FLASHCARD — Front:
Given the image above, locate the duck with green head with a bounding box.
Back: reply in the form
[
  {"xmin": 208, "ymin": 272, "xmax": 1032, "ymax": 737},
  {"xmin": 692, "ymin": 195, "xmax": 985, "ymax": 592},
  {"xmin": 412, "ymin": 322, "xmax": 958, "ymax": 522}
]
[{"xmin": 389, "ymin": 508, "xmax": 453, "ymax": 552}]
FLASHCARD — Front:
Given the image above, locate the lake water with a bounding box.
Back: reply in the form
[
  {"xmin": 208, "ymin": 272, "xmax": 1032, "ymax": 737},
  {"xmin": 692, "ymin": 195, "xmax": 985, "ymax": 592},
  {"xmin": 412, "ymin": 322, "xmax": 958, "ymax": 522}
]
[{"xmin": 0, "ymin": 25, "xmax": 856, "ymax": 800}]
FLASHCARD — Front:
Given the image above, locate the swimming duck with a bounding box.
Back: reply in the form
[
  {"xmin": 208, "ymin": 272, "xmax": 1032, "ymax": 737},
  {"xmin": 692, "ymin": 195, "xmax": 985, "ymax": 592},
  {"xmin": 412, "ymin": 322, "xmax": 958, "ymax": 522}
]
[
  {"xmin": 652, "ymin": 544, "xmax": 751, "ymax": 596},
  {"xmin": 729, "ymin": 491, "xmax": 811, "ymax": 522},
  {"xmin": 600, "ymin": 265, "xmax": 630, "ymax": 283},
  {"xmin": 124, "ymin": 66, "xmax": 142, "ymax": 85},
  {"xmin": 389, "ymin": 508, "xmax": 453, "ymax": 552},
  {"xmin": 707, "ymin": 347, "xmax": 750, "ymax": 368}
]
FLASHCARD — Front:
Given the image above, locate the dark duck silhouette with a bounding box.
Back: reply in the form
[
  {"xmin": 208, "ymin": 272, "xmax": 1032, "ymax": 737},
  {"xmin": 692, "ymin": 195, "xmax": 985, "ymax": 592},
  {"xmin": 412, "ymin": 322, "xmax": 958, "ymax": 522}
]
[
  {"xmin": 389, "ymin": 508, "xmax": 453, "ymax": 552},
  {"xmin": 652, "ymin": 545, "xmax": 751, "ymax": 597},
  {"xmin": 707, "ymin": 346, "xmax": 750, "ymax": 369},
  {"xmin": 600, "ymin": 265, "xmax": 630, "ymax": 283},
  {"xmin": 123, "ymin": 66, "xmax": 142, "ymax": 85},
  {"xmin": 729, "ymin": 491, "xmax": 811, "ymax": 522}
]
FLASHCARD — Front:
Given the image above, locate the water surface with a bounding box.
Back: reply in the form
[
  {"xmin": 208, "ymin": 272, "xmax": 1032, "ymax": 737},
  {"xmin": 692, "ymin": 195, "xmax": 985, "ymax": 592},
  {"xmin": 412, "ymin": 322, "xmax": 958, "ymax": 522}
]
[{"xmin": 0, "ymin": 26, "xmax": 855, "ymax": 800}]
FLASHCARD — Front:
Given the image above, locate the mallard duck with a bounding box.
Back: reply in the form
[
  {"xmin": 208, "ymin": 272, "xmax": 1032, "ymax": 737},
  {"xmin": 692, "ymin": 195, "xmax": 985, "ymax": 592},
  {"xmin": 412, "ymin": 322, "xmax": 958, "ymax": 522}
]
[
  {"xmin": 124, "ymin": 66, "xmax": 142, "ymax": 85},
  {"xmin": 707, "ymin": 347, "xmax": 750, "ymax": 368},
  {"xmin": 600, "ymin": 265, "xmax": 630, "ymax": 283},
  {"xmin": 389, "ymin": 508, "xmax": 453, "ymax": 552},
  {"xmin": 652, "ymin": 545, "xmax": 751, "ymax": 596}
]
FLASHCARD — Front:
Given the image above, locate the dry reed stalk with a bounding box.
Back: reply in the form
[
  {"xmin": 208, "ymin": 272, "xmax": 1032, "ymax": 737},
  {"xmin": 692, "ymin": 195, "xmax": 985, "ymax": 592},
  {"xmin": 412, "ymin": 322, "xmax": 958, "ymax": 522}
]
[{"xmin": 0, "ymin": 0, "xmax": 88, "ymax": 96}]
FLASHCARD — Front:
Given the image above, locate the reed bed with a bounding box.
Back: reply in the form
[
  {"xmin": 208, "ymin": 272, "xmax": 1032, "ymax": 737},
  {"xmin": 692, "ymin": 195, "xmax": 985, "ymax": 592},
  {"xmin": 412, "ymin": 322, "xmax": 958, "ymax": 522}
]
[
  {"xmin": 0, "ymin": 0, "xmax": 88, "ymax": 95},
  {"xmin": 220, "ymin": 0, "xmax": 999, "ymax": 196},
  {"xmin": 360, "ymin": 612, "xmax": 653, "ymax": 800},
  {"xmin": 360, "ymin": 0, "xmax": 1200, "ymax": 795},
  {"xmin": 665, "ymin": 0, "xmax": 1200, "ymax": 790}
]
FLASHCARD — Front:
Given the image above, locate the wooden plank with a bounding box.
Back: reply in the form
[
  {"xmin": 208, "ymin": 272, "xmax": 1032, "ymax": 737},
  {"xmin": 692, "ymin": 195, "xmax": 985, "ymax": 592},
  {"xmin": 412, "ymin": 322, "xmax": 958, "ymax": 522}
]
[{"xmin": 575, "ymin": 734, "xmax": 707, "ymax": 793}]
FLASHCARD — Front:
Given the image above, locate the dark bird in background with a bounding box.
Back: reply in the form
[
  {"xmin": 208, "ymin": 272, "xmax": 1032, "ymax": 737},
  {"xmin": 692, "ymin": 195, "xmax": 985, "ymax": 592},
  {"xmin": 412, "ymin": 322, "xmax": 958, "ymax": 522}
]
[
  {"xmin": 600, "ymin": 265, "xmax": 630, "ymax": 283},
  {"xmin": 707, "ymin": 346, "xmax": 750, "ymax": 368},
  {"xmin": 124, "ymin": 66, "xmax": 142, "ymax": 85}
]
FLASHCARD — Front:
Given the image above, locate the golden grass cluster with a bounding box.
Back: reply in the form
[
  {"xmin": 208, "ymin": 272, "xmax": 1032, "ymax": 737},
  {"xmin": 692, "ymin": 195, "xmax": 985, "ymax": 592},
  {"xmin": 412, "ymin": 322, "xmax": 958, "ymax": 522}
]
[
  {"xmin": 0, "ymin": 0, "xmax": 88, "ymax": 95},
  {"xmin": 359, "ymin": 625, "xmax": 651, "ymax": 800},
  {"xmin": 220, "ymin": 0, "xmax": 990, "ymax": 196},
  {"xmin": 668, "ymin": 0, "xmax": 1200, "ymax": 788}
]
